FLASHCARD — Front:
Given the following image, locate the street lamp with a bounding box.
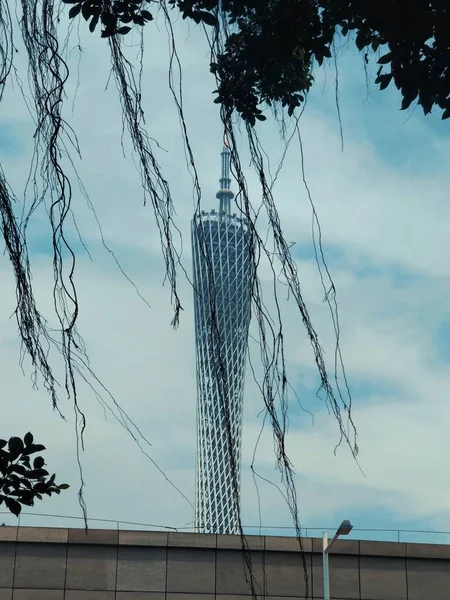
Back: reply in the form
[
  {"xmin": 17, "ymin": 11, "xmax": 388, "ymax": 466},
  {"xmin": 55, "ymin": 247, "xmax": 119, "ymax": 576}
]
[{"xmin": 322, "ymin": 520, "xmax": 353, "ymax": 600}]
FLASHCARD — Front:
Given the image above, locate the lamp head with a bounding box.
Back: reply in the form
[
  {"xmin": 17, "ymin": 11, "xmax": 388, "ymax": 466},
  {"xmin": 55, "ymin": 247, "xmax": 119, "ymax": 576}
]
[{"xmin": 337, "ymin": 520, "xmax": 353, "ymax": 536}]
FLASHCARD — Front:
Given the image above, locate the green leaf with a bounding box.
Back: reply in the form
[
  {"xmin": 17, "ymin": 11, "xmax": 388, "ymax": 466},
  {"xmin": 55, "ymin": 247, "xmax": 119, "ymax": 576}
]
[
  {"xmin": 199, "ymin": 10, "xmax": 217, "ymax": 26},
  {"xmin": 0, "ymin": 440, "xmax": 6, "ymax": 449},
  {"xmin": 141, "ymin": 10, "xmax": 153, "ymax": 21},
  {"xmin": 101, "ymin": 12, "xmax": 115, "ymax": 26},
  {"xmin": 371, "ymin": 39, "xmax": 381, "ymax": 52},
  {"xmin": 19, "ymin": 497, "xmax": 34, "ymax": 506},
  {"xmin": 376, "ymin": 73, "xmax": 393, "ymax": 91},
  {"xmin": 82, "ymin": 2, "xmax": 92, "ymax": 21},
  {"xmin": 8, "ymin": 437, "xmax": 23, "ymax": 457},
  {"xmin": 378, "ymin": 52, "xmax": 393, "ymax": 65},
  {"xmin": 355, "ymin": 31, "xmax": 368, "ymax": 51},
  {"xmin": 25, "ymin": 469, "xmax": 43, "ymax": 480},
  {"xmin": 89, "ymin": 14, "xmax": 99, "ymax": 32},
  {"xmin": 442, "ymin": 108, "xmax": 450, "ymax": 120},
  {"xmin": 22, "ymin": 444, "xmax": 46, "ymax": 456},
  {"xmin": 33, "ymin": 456, "xmax": 45, "ymax": 469},
  {"xmin": 80, "ymin": 1, "xmax": 100, "ymax": 21},
  {"xmin": 33, "ymin": 482, "xmax": 48, "ymax": 493},
  {"xmin": 69, "ymin": 3, "xmax": 82, "ymax": 18},
  {"xmin": 117, "ymin": 26, "xmax": 131, "ymax": 35},
  {"xmin": 23, "ymin": 431, "xmax": 34, "ymax": 446},
  {"xmin": 58, "ymin": 483, "xmax": 70, "ymax": 490},
  {"xmin": 401, "ymin": 90, "xmax": 418, "ymax": 111},
  {"xmin": 12, "ymin": 464, "xmax": 27, "ymax": 476},
  {"xmin": 4, "ymin": 497, "xmax": 21, "ymax": 517}
]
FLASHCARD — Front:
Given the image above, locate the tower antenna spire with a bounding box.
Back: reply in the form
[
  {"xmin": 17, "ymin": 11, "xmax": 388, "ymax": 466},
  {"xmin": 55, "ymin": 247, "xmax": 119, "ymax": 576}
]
[{"xmin": 216, "ymin": 137, "xmax": 234, "ymax": 214}]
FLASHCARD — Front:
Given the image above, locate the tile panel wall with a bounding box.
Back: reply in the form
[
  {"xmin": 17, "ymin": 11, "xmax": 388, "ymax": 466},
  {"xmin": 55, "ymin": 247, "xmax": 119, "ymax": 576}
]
[{"xmin": 0, "ymin": 528, "xmax": 448, "ymax": 599}]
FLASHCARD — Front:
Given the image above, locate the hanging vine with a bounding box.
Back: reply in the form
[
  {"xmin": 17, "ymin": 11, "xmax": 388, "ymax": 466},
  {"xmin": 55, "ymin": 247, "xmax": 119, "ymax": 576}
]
[{"xmin": 3, "ymin": 0, "xmax": 447, "ymax": 594}]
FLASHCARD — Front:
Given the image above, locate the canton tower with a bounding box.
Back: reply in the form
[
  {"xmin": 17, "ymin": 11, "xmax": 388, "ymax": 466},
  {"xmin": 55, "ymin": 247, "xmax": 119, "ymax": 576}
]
[{"xmin": 192, "ymin": 141, "xmax": 253, "ymax": 534}]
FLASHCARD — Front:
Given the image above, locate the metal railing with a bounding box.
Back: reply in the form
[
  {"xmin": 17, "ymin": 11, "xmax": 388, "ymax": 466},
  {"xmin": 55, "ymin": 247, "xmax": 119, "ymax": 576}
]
[{"xmin": 1, "ymin": 511, "xmax": 450, "ymax": 545}]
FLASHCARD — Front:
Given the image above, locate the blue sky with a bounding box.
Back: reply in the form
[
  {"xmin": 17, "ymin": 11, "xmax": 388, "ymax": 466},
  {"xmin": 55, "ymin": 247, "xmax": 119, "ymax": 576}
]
[{"xmin": 1, "ymin": 14, "xmax": 450, "ymax": 544}]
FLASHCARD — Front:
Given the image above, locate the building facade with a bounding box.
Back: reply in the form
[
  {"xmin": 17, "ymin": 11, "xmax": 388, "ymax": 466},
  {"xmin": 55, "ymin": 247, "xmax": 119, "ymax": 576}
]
[{"xmin": 192, "ymin": 143, "xmax": 253, "ymax": 534}]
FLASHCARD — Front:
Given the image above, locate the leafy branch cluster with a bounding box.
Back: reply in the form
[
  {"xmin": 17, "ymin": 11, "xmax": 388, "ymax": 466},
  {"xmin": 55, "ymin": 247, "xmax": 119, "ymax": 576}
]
[
  {"xmin": 62, "ymin": 0, "xmax": 155, "ymax": 37},
  {"xmin": 322, "ymin": 0, "xmax": 450, "ymax": 117},
  {"xmin": 66, "ymin": 0, "xmax": 450, "ymax": 123},
  {"xmin": 210, "ymin": 0, "xmax": 327, "ymax": 124},
  {"xmin": 168, "ymin": 0, "xmax": 217, "ymax": 25},
  {"xmin": 0, "ymin": 433, "xmax": 69, "ymax": 516}
]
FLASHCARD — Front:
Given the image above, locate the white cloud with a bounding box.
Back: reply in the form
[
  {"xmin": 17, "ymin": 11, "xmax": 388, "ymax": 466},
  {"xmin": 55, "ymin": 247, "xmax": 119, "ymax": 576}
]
[{"xmin": 1, "ymin": 10, "xmax": 450, "ymax": 541}]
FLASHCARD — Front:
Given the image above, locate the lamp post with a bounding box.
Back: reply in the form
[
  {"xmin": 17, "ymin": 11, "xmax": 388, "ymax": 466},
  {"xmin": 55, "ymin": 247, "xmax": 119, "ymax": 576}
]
[{"xmin": 322, "ymin": 520, "xmax": 353, "ymax": 600}]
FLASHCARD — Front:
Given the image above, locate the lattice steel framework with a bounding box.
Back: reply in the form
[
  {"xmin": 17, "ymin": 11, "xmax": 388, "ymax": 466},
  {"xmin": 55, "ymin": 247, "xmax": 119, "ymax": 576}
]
[{"xmin": 192, "ymin": 144, "xmax": 253, "ymax": 534}]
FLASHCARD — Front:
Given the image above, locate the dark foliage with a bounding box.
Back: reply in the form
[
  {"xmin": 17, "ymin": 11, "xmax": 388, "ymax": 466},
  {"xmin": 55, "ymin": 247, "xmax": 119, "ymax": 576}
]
[
  {"xmin": 61, "ymin": 0, "xmax": 155, "ymax": 37},
  {"xmin": 323, "ymin": 0, "xmax": 450, "ymax": 118},
  {"xmin": 67, "ymin": 0, "xmax": 450, "ymax": 123},
  {"xmin": 0, "ymin": 433, "xmax": 69, "ymax": 516}
]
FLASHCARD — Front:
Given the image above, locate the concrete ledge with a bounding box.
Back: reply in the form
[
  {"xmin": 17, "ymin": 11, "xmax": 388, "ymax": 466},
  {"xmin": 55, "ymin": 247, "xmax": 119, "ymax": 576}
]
[
  {"xmin": 312, "ymin": 537, "xmax": 359, "ymax": 555},
  {"xmin": 18, "ymin": 527, "xmax": 68, "ymax": 544},
  {"xmin": 68, "ymin": 528, "xmax": 118, "ymax": 545},
  {"xmin": 217, "ymin": 534, "xmax": 264, "ymax": 550},
  {"xmin": 3, "ymin": 526, "xmax": 450, "ymax": 564},
  {"xmin": 360, "ymin": 540, "xmax": 406, "ymax": 557},
  {"xmin": 265, "ymin": 535, "xmax": 312, "ymax": 553},
  {"xmin": 168, "ymin": 532, "xmax": 216, "ymax": 548},
  {"xmin": 407, "ymin": 542, "xmax": 450, "ymax": 560},
  {"xmin": 0, "ymin": 527, "xmax": 17, "ymax": 542},
  {"xmin": 119, "ymin": 530, "xmax": 168, "ymax": 547}
]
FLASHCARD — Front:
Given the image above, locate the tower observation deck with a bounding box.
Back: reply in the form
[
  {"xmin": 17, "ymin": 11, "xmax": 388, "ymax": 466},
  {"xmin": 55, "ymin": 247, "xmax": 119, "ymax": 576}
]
[{"xmin": 192, "ymin": 142, "xmax": 253, "ymax": 534}]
